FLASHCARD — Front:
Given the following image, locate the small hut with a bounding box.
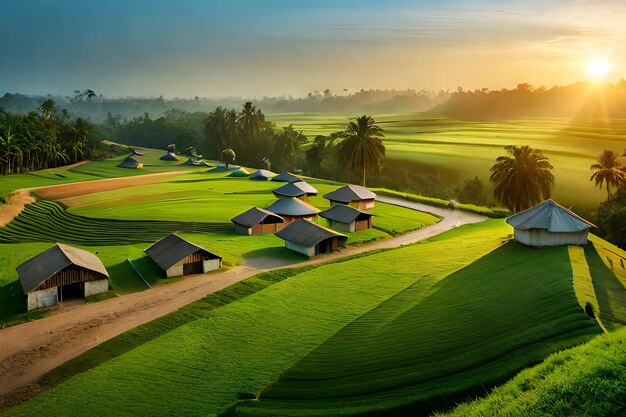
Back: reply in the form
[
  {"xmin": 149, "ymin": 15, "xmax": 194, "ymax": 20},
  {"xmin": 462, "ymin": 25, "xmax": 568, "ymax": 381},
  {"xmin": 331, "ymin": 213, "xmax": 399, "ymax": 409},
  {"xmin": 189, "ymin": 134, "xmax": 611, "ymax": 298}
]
[
  {"xmin": 17, "ymin": 244, "xmax": 110, "ymax": 311},
  {"xmin": 266, "ymin": 197, "xmax": 320, "ymax": 224},
  {"xmin": 231, "ymin": 207, "xmax": 285, "ymax": 235},
  {"xmin": 117, "ymin": 156, "xmax": 144, "ymax": 169},
  {"xmin": 319, "ymin": 204, "xmax": 373, "ymax": 232},
  {"xmin": 323, "ymin": 185, "xmax": 376, "ymax": 210},
  {"xmin": 506, "ymin": 199, "xmax": 595, "ymax": 247},
  {"xmin": 249, "ymin": 169, "xmax": 276, "ymax": 181},
  {"xmin": 160, "ymin": 152, "xmax": 179, "ymax": 161},
  {"xmin": 276, "ymin": 219, "xmax": 348, "ymax": 257},
  {"xmin": 227, "ymin": 167, "xmax": 250, "ymax": 177},
  {"xmin": 272, "ymin": 181, "xmax": 318, "ymax": 201},
  {"xmin": 145, "ymin": 234, "xmax": 222, "ymax": 277},
  {"xmin": 131, "ymin": 148, "xmax": 145, "ymax": 156},
  {"xmin": 272, "ymin": 171, "xmax": 302, "ymax": 183},
  {"xmin": 181, "ymin": 158, "xmax": 209, "ymax": 166}
]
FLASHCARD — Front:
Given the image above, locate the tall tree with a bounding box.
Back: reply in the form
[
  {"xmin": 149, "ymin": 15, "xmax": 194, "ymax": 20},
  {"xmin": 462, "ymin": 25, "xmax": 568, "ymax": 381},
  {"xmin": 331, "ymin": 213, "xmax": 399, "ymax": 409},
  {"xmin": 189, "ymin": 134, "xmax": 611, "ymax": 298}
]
[
  {"xmin": 221, "ymin": 148, "xmax": 236, "ymax": 169},
  {"xmin": 306, "ymin": 135, "xmax": 326, "ymax": 177},
  {"xmin": 38, "ymin": 99, "xmax": 55, "ymax": 120},
  {"xmin": 490, "ymin": 145, "xmax": 555, "ymax": 212},
  {"xmin": 272, "ymin": 126, "xmax": 300, "ymax": 171},
  {"xmin": 339, "ymin": 115, "xmax": 385, "ymax": 186},
  {"xmin": 590, "ymin": 150, "xmax": 626, "ymax": 201},
  {"xmin": 204, "ymin": 106, "xmax": 228, "ymax": 158}
]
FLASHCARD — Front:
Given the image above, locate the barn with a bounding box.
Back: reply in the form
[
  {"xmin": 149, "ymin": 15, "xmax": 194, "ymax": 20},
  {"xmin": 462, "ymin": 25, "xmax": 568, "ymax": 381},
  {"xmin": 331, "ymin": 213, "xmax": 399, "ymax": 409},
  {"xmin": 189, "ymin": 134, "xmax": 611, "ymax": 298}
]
[
  {"xmin": 231, "ymin": 207, "xmax": 285, "ymax": 235},
  {"xmin": 272, "ymin": 181, "xmax": 318, "ymax": 201},
  {"xmin": 266, "ymin": 197, "xmax": 320, "ymax": 225},
  {"xmin": 17, "ymin": 244, "xmax": 110, "ymax": 311},
  {"xmin": 276, "ymin": 219, "xmax": 348, "ymax": 257},
  {"xmin": 506, "ymin": 199, "xmax": 595, "ymax": 247},
  {"xmin": 145, "ymin": 234, "xmax": 222, "ymax": 277},
  {"xmin": 117, "ymin": 156, "xmax": 144, "ymax": 169},
  {"xmin": 319, "ymin": 204, "xmax": 374, "ymax": 232},
  {"xmin": 272, "ymin": 171, "xmax": 302, "ymax": 183},
  {"xmin": 249, "ymin": 169, "xmax": 276, "ymax": 180},
  {"xmin": 323, "ymin": 185, "xmax": 377, "ymax": 210}
]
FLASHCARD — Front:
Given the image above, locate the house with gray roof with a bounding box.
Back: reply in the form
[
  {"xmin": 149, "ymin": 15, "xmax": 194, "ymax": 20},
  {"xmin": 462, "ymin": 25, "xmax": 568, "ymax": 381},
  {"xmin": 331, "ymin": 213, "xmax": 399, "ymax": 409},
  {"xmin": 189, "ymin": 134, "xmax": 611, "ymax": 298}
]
[
  {"xmin": 266, "ymin": 197, "xmax": 320, "ymax": 224},
  {"xmin": 319, "ymin": 204, "xmax": 374, "ymax": 232},
  {"xmin": 249, "ymin": 169, "xmax": 276, "ymax": 181},
  {"xmin": 506, "ymin": 199, "xmax": 595, "ymax": 247},
  {"xmin": 323, "ymin": 184, "xmax": 376, "ymax": 210},
  {"xmin": 117, "ymin": 156, "xmax": 144, "ymax": 169},
  {"xmin": 17, "ymin": 244, "xmax": 110, "ymax": 311},
  {"xmin": 231, "ymin": 207, "xmax": 285, "ymax": 235},
  {"xmin": 276, "ymin": 219, "xmax": 348, "ymax": 257},
  {"xmin": 271, "ymin": 171, "xmax": 302, "ymax": 183},
  {"xmin": 272, "ymin": 181, "xmax": 318, "ymax": 201},
  {"xmin": 145, "ymin": 234, "xmax": 222, "ymax": 277}
]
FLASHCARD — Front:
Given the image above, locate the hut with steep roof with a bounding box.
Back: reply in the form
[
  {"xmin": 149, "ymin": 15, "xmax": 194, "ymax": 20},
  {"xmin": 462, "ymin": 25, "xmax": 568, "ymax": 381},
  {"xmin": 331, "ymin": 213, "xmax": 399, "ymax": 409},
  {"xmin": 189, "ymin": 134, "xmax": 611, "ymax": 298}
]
[
  {"xmin": 160, "ymin": 152, "xmax": 179, "ymax": 161},
  {"xmin": 17, "ymin": 244, "xmax": 110, "ymax": 311},
  {"xmin": 276, "ymin": 219, "xmax": 348, "ymax": 257},
  {"xmin": 249, "ymin": 169, "xmax": 276, "ymax": 181},
  {"xmin": 272, "ymin": 181, "xmax": 318, "ymax": 201},
  {"xmin": 227, "ymin": 167, "xmax": 250, "ymax": 177},
  {"xmin": 231, "ymin": 207, "xmax": 285, "ymax": 235},
  {"xmin": 323, "ymin": 184, "xmax": 376, "ymax": 210},
  {"xmin": 266, "ymin": 197, "xmax": 320, "ymax": 225},
  {"xmin": 145, "ymin": 234, "xmax": 222, "ymax": 277},
  {"xmin": 506, "ymin": 199, "xmax": 595, "ymax": 247},
  {"xmin": 319, "ymin": 204, "xmax": 373, "ymax": 232},
  {"xmin": 272, "ymin": 171, "xmax": 302, "ymax": 183},
  {"xmin": 117, "ymin": 156, "xmax": 144, "ymax": 169}
]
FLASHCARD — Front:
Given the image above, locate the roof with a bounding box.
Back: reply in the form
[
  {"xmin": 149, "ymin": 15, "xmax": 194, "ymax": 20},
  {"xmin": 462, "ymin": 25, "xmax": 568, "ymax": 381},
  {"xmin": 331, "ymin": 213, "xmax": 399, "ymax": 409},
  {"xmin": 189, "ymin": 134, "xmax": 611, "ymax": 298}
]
[
  {"xmin": 131, "ymin": 148, "xmax": 145, "ymax": 156},
  {"xmin": 319, "ymin": 204, "xmax": 373, "ymax": 224},
  {"xmin": 227, "ymin": 167, "xmax": 250, "ymax": 177},
  {"xmin": 276, "ymin": 219, "xmax": 348, "ymax": 248},
  {"xmin": 323, "ymin": 185, "xmax": 376, "ymax": 203},
  {"xmin": 231, "ymin": 207, "xmax": 284, "ymax": 228},
  {"xmin": 249, "ymin": 169, "xmax": 276, "ymax": 180},
  {"xmin": 181, "ymin": 158, "xmax": 209, "ymax": 166},
  {"xmin": 17, "ymin": 244, "xmax": 109, "ymax": 295},
  {"xmin": 272, "ymin": 181, "xmax": 318, "ymax": 198},
  {"xmin": 272, "ymin": 171, "xmax": 302, "ymax": 183},
  {"xmin": 145, "ymin": 234, "xmax": 221, "ymax": 270},
  {"xmin": 266, "ymin": 197, "xmax": 320, "ymax": 216},
  {"xmin": 160, "ymin": 153, "xmax": 179, "ymax": 161},
  {"xmin": 506, "ymin": 199, "xmax": 596, "ymax": 232},
  {"xmin": 117, "ymin": 156, "xmax": 142, "ymax": 168}
]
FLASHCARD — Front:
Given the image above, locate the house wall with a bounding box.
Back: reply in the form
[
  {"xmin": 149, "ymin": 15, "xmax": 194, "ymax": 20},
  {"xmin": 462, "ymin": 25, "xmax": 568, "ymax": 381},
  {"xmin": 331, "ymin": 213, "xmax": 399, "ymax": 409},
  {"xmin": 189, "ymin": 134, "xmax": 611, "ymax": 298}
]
[
  {"xmin": 282, "ymin": 215, "xmax": 316, "ymax": 225},
  {"xmin": 26, "ymin": 287, "xmax": 58, "ymax": 311},
  {"xmin": 234, "ymin": 224, "xmax": 252, "ymax": 235},
  {"xmin": 285, "ymin": 241, "xmax": 315, "ymax": 257},
  {"xmin": 355, "ymin": 218, "xmax": 372, "ymax": 231},
  {"xmin": 165, "ymin": 265, "xmax": 184, "ymax": 278},
  {"xmin": 514, "ymin": 228, "xmax": 589, "ymax": 247},
  {"xmin": 203, "ymin": 258, "xmax": 221, "ymax": 272},
  {"xmin": 353, "ymin": 199, "xmax": 375, "ymax": 210},
  {"xmin": 329, "ymin": 220, "xmax": 355, "ymax": 233},
  {"xmin": 84, "ymin": 279, "xmax": 109, "ymax": 297}
]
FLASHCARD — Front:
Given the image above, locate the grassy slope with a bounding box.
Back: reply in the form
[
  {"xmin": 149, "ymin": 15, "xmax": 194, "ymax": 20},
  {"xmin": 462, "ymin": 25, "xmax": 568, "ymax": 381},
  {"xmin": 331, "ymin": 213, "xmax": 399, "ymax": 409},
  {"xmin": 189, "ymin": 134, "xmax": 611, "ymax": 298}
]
[
  {"xmin": 268, "ymin": 113, "xmax": 626, "ymax": 209},
  {"xmin": 5, "ymin": 221, "xmax": 508, "ymax": 417},
  {"xmin": 241, "ymin": 243, "xmax": 600, "ymax": 416},
  {"xmin": 436, "ymin": 326, "xmax": 626, "ymax": 417}
]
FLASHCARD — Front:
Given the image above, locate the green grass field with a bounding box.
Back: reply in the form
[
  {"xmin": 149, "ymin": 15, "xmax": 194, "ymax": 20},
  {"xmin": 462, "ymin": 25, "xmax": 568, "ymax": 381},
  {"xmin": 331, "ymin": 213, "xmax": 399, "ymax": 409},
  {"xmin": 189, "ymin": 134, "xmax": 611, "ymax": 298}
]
[{"xmin": 268, "ymin": 113, "xmax": 626, "ymax": 209}]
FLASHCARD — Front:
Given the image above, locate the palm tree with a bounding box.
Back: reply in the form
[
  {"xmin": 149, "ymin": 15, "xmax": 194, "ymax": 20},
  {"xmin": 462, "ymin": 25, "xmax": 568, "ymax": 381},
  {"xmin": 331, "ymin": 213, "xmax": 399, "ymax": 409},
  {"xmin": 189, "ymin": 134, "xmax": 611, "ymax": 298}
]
[
  {"xmin": 590, "ymin": 150, "xmax": 626, "ymax": 201},
  {"xmin": 306, "ymin": 136, "xmax": 326, "ymax": 176},
  {"xmin": 490, "ymin": 145, "xmax": 555, "ymax": 212},
  {"xmin": 339, "ymin": 115, "xmax": 385, "ymax": 186},
  {"xmin": 38, "ymin": 99, "xmax": 55, "ymax": 120},
  {"xmin": 272, "ymin": 129, "xmax": 299, "ymax": 171},
  {"xmin": 204, "ymin": 106, "xmax": 228, "ymax": 158}
]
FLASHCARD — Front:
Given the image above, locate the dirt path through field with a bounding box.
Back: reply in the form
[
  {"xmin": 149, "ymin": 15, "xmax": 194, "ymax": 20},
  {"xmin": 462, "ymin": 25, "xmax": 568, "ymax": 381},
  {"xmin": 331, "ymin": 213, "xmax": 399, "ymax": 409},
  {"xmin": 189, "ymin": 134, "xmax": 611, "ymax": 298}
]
[
  {"xmin": 0, "ymin": 191, "xmax": 35, "ymax": 228},
  {"xmin": 0, "ymin": 196, "xmax": 486, "ymax": 408}
]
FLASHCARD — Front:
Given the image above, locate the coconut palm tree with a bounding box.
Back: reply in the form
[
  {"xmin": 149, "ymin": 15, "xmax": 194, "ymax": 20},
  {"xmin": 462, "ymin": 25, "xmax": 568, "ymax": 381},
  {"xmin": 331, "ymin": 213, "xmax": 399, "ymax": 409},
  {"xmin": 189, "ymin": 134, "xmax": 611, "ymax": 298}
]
[
  {"xmin": 38, "ymin": 99, "xmax": 55, "ymax": 120},
  {"xmin": 204, "ymin": 106, "xmax": 228, "ymax": 158},
  {"xmin": 590, "ymin": 150, "xmax": 626, "ymax": 201},
  {"xmin": 490, "ymin": 145, "xmax": 555, "ymax": 212},
  {"xmin": 339, "ymin": 115, "xmax": 385, "ymax": 186}
]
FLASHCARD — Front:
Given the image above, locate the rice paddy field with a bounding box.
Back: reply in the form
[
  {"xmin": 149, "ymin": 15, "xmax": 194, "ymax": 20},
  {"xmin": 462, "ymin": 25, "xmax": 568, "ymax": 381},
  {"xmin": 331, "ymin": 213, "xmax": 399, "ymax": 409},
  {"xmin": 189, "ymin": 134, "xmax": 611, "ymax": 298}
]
[
  {"xmin": 6, "ymin": 220, "xmax": 625, "ymax": 417},
  {"xmin": 268, "ymin": 113, "xmax": 626, "ymax": 209}
]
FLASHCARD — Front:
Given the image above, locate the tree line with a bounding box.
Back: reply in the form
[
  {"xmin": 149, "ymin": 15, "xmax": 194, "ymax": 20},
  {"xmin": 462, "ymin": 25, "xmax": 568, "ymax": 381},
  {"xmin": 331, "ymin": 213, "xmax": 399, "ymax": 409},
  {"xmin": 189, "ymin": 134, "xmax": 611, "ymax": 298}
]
[{"xmin": 0, "ymin": 101, "xmax": 124, "ymax": 175}]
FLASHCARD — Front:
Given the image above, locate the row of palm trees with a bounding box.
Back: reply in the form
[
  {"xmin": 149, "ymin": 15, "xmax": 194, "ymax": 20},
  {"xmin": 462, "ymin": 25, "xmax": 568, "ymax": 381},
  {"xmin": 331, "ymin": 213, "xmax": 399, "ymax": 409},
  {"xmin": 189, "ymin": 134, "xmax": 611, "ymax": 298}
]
[{"xmin": 0, "ymin": 101, "xmax": 100, "ymax": 175}]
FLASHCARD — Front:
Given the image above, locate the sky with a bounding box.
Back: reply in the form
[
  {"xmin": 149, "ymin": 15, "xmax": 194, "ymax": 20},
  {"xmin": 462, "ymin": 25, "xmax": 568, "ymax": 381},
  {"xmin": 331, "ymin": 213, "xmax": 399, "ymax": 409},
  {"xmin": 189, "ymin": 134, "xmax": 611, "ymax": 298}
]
[{"xmin": 1, "ymin": 0, "xmax": 625, "ymax": 98}]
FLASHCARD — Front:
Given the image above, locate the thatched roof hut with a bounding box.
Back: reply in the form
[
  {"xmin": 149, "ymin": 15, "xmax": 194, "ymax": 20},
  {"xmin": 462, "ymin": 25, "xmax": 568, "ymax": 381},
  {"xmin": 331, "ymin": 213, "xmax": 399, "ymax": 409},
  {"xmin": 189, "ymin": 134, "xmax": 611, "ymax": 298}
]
[
  {"xmin": 145, "ymin": 234, "xmax": 222, "ymax": 277},
  {"xmin": 323, "ymin": 185, "xmax": 376, "ymax": 210},
  {"xmin": 231, "ymin": 207, "xmax": 284, "ymax": 235},
  {"xmin": 506, "ymin": 199, "xmax": 595, "ymax": 247},
  {"xmin": 17, "ymin": 244, "xmax": 110, "ymax": 311},
  {"xmin": 276, "ymin": 219, "xmax": 348, "ymax": 257},
  {"xmin": 319, "ymin": 204, "xmax": 373, "ymax": 232},
  {"xmin": 266, "ymin": 197, "xmax": 320, "ymax": 224}
]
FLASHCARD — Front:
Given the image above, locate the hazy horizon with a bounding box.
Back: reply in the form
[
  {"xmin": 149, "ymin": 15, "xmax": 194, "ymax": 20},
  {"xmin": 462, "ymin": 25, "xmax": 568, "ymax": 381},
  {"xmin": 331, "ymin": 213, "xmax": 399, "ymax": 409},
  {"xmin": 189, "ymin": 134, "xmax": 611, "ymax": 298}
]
[{"xmin": 2, "ymin": 0, "xmax": 625, "ymax": 99}]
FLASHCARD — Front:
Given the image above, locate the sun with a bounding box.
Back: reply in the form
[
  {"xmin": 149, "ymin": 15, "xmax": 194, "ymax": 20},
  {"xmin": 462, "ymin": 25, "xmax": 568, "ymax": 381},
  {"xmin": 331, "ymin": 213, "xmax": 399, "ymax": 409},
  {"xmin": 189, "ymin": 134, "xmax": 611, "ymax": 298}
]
[{"xmin": 586, "ymin": 59, "xmax": 611, "ymax": 80}]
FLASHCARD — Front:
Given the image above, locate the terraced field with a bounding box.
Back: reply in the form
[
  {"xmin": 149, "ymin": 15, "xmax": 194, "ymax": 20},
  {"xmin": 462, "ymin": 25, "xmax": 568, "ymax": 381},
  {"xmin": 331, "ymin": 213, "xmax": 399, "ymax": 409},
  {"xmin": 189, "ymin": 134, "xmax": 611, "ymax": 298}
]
[{"xmin": 269, "ymin": 114, "xmax": 626, "ymax": 209}]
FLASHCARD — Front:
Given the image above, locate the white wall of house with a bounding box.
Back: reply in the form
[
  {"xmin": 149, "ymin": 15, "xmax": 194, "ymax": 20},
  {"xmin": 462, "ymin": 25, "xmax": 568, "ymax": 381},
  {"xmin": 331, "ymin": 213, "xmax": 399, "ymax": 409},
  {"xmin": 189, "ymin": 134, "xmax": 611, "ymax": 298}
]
[
  {"xmin": 26, "ymin": 287, "xmax": 57, "ymax": 311},
  {"xmin": 84, "ymin": 279, "xmax": 109, "ymax": 297},
  {"xmin": 203, "ymin": 258, "xmax": 221, "ymax": 272},
  {"xmin": 165, "ymin": 265, "xmax": 184, "ymax": 278},
  {"xmin": 329, "ymin": 220, "xmax": 355, "ymax": 233},
  {"xmin": 285, "ymin": 241, "xmax": 315, "ymax": 257},
  {"xmin": 514, "ymin": 228, "xmax": 589, "ymax": 247}
]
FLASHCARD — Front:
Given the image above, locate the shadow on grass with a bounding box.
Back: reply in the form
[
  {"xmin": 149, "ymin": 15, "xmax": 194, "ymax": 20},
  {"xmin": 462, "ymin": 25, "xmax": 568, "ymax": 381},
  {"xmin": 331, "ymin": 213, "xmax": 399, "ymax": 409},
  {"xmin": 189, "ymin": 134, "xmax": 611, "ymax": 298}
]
[
  {"xmin": 243, "ymin": 246, "xmax": 307, "ymax": 269},
  {"xmin": 0, "ymin": 280, "xmax": 26, "ymax": 319},
  {"xmin": 586, "ymin": 245, "xmax": 626, "ymax": 325}
]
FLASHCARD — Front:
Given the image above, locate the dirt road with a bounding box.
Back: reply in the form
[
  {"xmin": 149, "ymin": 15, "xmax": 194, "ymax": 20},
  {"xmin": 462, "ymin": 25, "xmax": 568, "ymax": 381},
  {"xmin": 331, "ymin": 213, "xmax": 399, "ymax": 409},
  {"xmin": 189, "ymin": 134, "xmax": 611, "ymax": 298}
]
[{"xmin": 0, "ymin": 196, "xmax": 485, "ymax": 408}]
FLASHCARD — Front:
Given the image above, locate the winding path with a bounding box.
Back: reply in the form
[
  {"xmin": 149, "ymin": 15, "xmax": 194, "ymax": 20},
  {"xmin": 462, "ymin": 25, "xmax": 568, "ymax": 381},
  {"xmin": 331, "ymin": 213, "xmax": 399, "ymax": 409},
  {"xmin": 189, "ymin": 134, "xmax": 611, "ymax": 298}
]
[{"xmin": 0, "ymin": 196, "xmax": 485, "ymax": 408}]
